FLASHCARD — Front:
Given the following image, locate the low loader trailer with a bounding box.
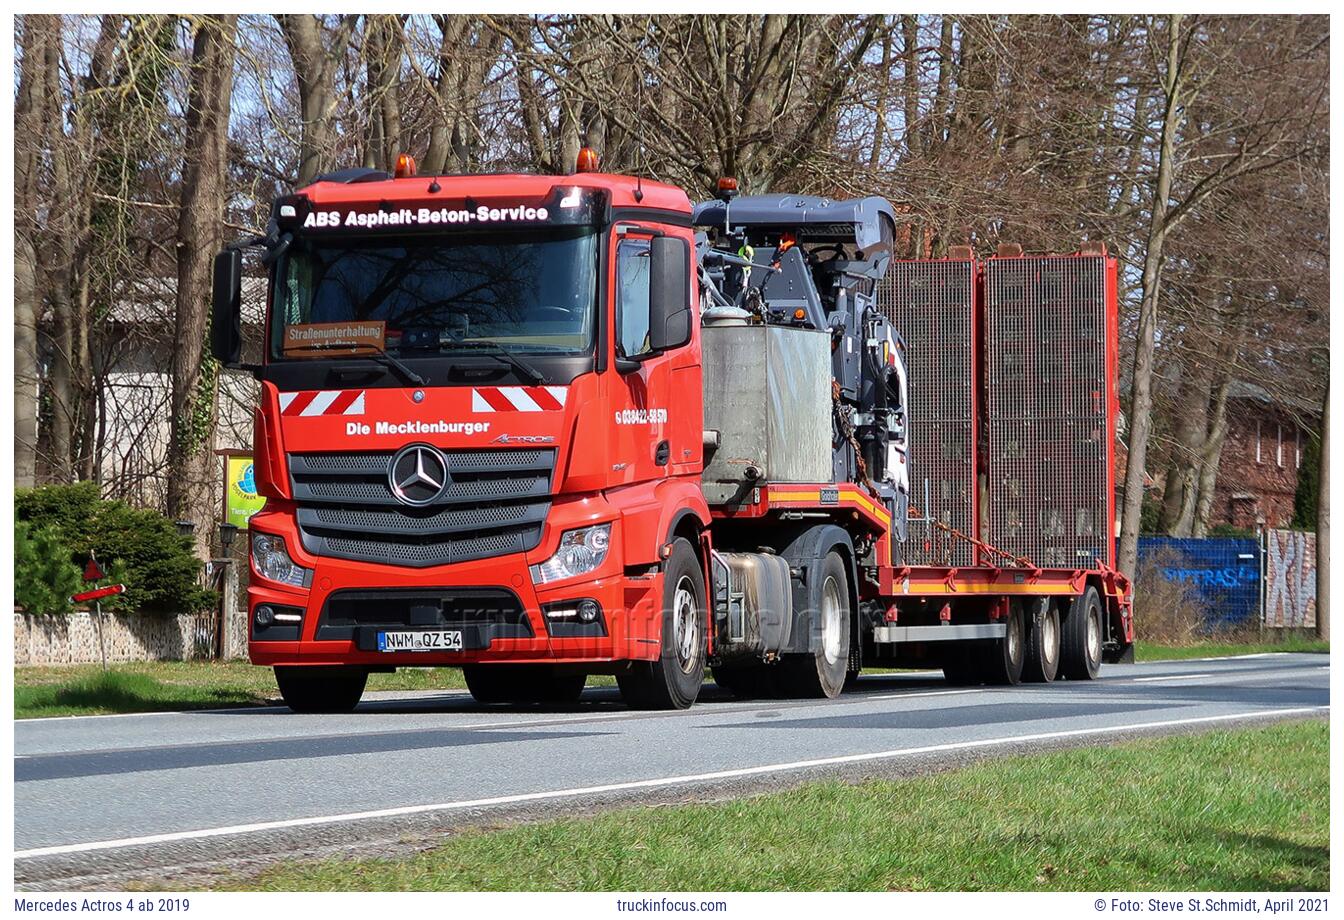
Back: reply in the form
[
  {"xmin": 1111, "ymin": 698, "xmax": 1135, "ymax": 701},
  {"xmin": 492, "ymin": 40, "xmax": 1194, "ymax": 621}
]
[{"xmin": 211, "ymin": 149, "xmax": 1132, "ymax": 712}]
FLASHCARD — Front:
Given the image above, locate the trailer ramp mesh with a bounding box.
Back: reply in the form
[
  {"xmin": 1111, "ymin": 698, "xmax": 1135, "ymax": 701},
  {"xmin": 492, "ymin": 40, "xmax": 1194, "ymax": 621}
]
[
  {"xmin": 878, "ymin": 259, "xmax": 977, "ymax": 567},
  {"xmin": 984, "ymin": 255, "xmax": 1110, "ymax": 568}
]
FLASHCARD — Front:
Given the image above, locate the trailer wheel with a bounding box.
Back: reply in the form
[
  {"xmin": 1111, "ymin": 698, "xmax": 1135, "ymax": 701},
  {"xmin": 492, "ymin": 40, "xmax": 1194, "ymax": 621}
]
[
  {"xmin": 274, "ymin": 666, "xmax": 367, "ymax": 713},
  {"xmin": 1060, "ymin": 587, "xmax": 1103, "ymax": 680},
  {"xmin": 463, "ymin": 665, "xmax": 586, "ymax": 705},
  {"xmin": 983, "ymin": 600, "xmax": 1025, "ymax": 686},
  {"xmin": 1022, "ymin": 598, "xmax": 1061, "ymax": 683},
  {"xmin": 617, "ymin": 538, "xmax": 706, "ymax": 710},
  {"xmin": 776, "ymin": 551, "xmax": 851, "ymax": 698}
]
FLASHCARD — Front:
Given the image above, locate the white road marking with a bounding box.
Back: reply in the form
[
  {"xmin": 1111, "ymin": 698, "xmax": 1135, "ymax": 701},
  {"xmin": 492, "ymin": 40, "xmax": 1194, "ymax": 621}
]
[
  {"xmin": 18, "ymin": 705, "xmax": 291, "ymax": 724},
  {"xmin": 868, "ymin": 688, "xmax": 986, "ymax": 701},
  {"xmin": 1132, "ymin": 673, "xmax": 1212, "ymax": 683},
  {"xmin": 14, "ymin": 705, "xmax": 1326, "ymax": 860}
]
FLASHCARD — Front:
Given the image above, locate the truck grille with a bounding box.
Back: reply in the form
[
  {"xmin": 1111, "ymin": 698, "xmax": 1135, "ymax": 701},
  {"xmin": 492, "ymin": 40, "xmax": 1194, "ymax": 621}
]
[{"xmin": 289, "ymin": 449, "xmax": 555, "ymax": 568}]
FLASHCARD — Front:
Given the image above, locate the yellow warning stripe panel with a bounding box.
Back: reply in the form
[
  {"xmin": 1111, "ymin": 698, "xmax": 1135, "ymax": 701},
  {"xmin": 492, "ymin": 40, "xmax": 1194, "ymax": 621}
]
[
  {"xmin": 767, "ymin": 487, "xmax": 891, "ymax": 526},
  {"xmin": 890, "ymin": 582, "xmax": 1081, "ymax": 596}
]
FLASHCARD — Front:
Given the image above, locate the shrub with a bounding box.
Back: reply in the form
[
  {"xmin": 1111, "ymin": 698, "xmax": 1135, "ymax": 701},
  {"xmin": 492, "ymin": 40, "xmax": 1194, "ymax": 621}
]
[
  {"xmin": 1131, "ymin": 547, "xmax": 1210, "ymax": 645},
  {"xmin": 14, "ymin": 521, "xmax": 83, "ymax": 615},
  {"xmin": 15, "ymin": 482, "xmax": 216, "ymax": 614}
]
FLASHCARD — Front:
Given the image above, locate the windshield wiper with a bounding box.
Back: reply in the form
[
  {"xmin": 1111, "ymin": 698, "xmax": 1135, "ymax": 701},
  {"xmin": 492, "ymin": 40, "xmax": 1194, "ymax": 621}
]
[
  {"xmin": 365, "ymin": 343, "xmax": 428, "ymax": 387},
  {"xmin": 442, "ymin": 342, "xmax": 546, "ymax": 385},
  {"xmin": 301, "ymin": 341, "xmax": 427, "ymax": 387}
]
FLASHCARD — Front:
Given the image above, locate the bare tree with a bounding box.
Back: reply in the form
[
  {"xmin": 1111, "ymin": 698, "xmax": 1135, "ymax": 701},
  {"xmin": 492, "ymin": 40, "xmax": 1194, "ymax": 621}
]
[
  {"xmin": 278, "ymin": 14, "xmax": 356, "ymax": 184},
  {"xmin": 166, "ymin": 14, "xmax": 238, "ymax": 557}
]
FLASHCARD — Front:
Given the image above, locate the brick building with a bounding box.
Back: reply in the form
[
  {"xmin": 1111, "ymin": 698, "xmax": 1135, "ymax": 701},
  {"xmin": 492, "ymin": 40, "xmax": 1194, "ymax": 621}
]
[{"xmin": 1211, "ymin": 382, "xmax": 1314, "ymax": 531}]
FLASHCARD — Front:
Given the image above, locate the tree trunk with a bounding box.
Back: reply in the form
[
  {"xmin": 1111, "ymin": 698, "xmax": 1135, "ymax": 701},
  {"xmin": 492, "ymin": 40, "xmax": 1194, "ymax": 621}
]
[
  {"xmin": 901, "ymin": 15, "xmax": 919, "ymax": 156},
  {"xmin": 279, "ymin": 15, "xmax": 348, "ymax": 185},
  {"xmin": 1316, "ymin": 379, "xmax": 1328, "ymax": 640},
  {"xmin": 1118, "ymin": 14, "xmax": 1183, "ymax": 577},
  {"xmin": 14, "ymin": 15, "xmax": 51, "ymax": 489},
  {"xmin": 167, "ymin": 14, "xmax": 237, "ymax": 560}
]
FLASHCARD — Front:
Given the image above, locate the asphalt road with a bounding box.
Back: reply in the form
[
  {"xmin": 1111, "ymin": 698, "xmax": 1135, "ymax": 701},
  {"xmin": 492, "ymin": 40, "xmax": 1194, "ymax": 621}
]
[{"xmin": 14, "ymin": 652, "xmax": 1329, "ymax": 888}]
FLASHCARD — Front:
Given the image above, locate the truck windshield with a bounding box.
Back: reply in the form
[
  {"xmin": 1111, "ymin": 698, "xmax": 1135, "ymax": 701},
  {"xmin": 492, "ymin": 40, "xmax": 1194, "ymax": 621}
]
[{"xmin": 270, "ymin": 227, "xmax": 598, "ymax": 360}]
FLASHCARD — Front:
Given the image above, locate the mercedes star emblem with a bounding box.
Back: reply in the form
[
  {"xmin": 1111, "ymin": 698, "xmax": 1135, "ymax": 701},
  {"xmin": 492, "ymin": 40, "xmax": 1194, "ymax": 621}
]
[{"xmin": 388, "ymin": 443, "xmax": 450, "ymax": 506}]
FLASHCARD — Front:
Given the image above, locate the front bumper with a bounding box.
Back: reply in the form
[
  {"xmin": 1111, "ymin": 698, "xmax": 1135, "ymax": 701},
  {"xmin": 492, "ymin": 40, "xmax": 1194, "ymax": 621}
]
[{"xmin": 247, "ymin": 495, "xmax": 663, "ymax": 667}]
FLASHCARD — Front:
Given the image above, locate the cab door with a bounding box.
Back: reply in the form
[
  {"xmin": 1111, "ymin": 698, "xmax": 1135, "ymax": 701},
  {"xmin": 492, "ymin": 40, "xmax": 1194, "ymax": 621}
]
[{"xmin": 607, "ymin": 225, "xmax": 701, "ymax": 487}]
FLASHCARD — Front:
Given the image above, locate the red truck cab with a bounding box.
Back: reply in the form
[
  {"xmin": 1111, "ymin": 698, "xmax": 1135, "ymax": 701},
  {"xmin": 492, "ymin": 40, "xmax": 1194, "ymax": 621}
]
[{"xmin": 212, "ymin": 162, "xmax": 713, "ymax": 711}]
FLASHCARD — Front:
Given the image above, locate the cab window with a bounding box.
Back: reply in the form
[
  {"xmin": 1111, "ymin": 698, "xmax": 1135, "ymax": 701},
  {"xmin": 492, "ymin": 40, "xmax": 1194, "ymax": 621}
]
[{"xmin": 616, "ymin": 239, "xmax": 651, "ymax": 358}]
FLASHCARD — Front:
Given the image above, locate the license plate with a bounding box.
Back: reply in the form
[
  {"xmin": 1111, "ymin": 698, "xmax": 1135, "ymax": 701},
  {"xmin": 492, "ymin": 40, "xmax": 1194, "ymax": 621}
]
[{"xmin": 377, "ymin": 630, "xmax": 463, "ymax": 652}]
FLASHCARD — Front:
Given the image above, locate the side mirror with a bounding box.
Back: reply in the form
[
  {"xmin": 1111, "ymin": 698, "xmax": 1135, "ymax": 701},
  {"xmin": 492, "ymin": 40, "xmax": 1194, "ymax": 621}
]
[
  {"xmin": 211, "ymin": 249, "xmax": 243, "ymax": 366},
  {"xmin": 647, "ymin": 236, "xmax": 692, "ymax": 353}
]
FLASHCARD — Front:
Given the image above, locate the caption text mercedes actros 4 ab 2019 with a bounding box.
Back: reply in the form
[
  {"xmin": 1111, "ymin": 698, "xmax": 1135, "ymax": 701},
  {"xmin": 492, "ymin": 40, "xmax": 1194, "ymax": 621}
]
[{"xmin": 211, "ymin": 149, "xmax": 1132, "ymax": 712}]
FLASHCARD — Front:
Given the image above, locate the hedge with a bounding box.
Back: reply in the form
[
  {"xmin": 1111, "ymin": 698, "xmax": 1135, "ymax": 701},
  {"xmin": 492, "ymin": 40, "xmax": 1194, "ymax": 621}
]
[{"xmin": 14, "ymin": 482, "xmax": 216, "ymax": 614}]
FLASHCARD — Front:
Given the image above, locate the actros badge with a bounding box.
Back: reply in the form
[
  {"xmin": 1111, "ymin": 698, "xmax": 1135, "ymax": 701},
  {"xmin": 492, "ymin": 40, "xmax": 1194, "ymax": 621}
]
[{"xmin": 388, "ymin": 443, "xmax": 450, "ymax": 506}]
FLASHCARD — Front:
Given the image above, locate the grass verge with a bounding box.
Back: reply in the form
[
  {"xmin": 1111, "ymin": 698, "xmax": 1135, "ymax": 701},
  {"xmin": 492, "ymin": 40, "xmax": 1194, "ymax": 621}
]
[
  {"xmin": 13, "ymin": 660, "xmax": 621, "ymax": 719},
  {"xmin": 1137, "ymin": 637, "xmax": 1329, "ymax": 661},
  {"xmin": 210, "ymin": 719, "xmax": 1327, "ymax": 892}
]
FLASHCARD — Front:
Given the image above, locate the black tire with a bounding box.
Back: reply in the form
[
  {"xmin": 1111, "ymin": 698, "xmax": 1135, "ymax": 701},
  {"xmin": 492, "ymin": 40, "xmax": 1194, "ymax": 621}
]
[
  {"xmin": 711, "ymin": 662, "xmax": 777, "ymax": 699},
  {"xmin": 274, "ymin": 666, "xmax": 367, "ymax": 713},
  {"xmin": 463, "ymin": 665, "xmax": 586, "ymax": 704},
  {"xmin": 775, "ymin": 551, "xmax": 851, "ymax": 699},
  {"xmin": 1060, "ymin": 586, "xmax": 1104, "ymax": 680},
  {"xmin": 617, "ymin": 538, "xmax": 706, "ymax": 710},
  {"xmin": 982, "ymin": 600, "xmax": 1025, "ymax": 686},
  {"xmin": 1022, "ymin": 598, "xmax": 1061, "ymax": 683}
]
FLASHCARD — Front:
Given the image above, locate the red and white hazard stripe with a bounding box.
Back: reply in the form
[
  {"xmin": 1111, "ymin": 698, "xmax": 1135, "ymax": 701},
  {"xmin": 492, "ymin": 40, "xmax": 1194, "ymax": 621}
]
[
  {"xmin": 472, "ymin": 386, "xmax": 568, "ymax": 413},
  {"xmin": 279, "ymin": 390, "xmax": 367, "ymax": 417}
]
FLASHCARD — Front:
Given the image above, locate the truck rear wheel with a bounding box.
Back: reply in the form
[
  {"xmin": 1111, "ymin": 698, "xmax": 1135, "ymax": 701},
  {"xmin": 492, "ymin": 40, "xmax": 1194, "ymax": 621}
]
[
  {"xmin": 1060, "ymin": 587, "xmax": 1104, "ymax": 680},
  {"xmin": 274, "ymin": 666, "xmax": 367, "ymax": 713},
  {"xmin": 463, "ymin": 665, "xmax": 586, "ymax": 704},
  {"xmin": 776, "ymin": 551, "xmax": 850, "ymax": 699},
  {"xmin": 617, "ymin": 538, "xmax": 706, "ymax": 710},
  {"xmin": 1022, "ymin": 598, "xmax": 1061, "ymax": 683}
]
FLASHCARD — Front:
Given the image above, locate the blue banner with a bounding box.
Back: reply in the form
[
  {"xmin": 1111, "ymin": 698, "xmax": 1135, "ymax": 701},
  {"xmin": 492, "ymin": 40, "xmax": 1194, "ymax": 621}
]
[{"xmin": 1137, "ymin": 537, "xmax": 1260, "ymax": 629}]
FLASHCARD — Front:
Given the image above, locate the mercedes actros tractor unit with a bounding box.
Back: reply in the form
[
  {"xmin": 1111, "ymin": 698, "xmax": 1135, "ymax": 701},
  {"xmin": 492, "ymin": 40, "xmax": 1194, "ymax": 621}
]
[{"xmin": 211, "ymin": 150, "xmax": 1133, "ymax": 713}]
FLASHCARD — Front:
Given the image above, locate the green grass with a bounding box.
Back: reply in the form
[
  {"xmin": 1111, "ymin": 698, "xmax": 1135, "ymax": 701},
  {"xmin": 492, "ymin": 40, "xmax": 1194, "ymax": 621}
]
[
  {"xmin": 13, "ymin": 660, "xmax": 618, "ymax": 719},
  {"xmin": 1138, "ymin": 637, "xmax": 1329, "ymax": 661},
  {"xmin": 207, "ymin": 720, "xmax": 1327, "ymax": 892}
]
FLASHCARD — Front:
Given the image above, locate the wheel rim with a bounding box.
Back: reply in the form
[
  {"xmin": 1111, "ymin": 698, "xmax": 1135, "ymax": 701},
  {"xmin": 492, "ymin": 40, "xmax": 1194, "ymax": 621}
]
[
  {"xmin": 821, "ymin": 575, "xmax": 843, "ymax": 665},
  {"xmin": 1006, "ymin": 607, "xmax": 1022, "ymax": 665},
  {"xmin": 673, "ymin": 576, "xmax": 700, "ymax": 674},
  {"xmin": 1086, "ymin": 607, "xmax": 1102, "ymax": 665},
  {"xmin": 1042, "ymin": 609, "xmax": 1059, "ymax": 666}
]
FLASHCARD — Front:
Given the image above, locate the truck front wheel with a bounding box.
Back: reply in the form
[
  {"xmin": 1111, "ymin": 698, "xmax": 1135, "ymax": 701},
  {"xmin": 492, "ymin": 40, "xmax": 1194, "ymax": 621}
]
[
  {"xmin": 776, "ymin": 551, "xmax": 851, "ymax": 699},
  {"xmin": 617, "ymin": 538, "xmax": 706, "ymax": 710},
  {"xmin": 274, "ymin": 666, "xmax": 367, "ymax": 714}
]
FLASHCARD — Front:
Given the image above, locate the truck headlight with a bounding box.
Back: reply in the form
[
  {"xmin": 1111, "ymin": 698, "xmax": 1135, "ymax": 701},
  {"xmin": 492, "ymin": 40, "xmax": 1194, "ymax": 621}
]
[
  {"xmin": 530, "ymin": 523, "xmax": 612, "ymax": 585},
  {"xmin": 251, "ymin": 533, "xmax": 312, "ymax": 588}
]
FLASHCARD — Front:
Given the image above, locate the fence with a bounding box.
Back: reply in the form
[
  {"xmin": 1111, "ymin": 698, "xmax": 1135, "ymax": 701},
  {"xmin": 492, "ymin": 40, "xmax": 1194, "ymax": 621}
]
[
  {"xmin": 1136, "ymin": 530, "xmax": 1320, "ymax": 631},
  {"xmin": 1264, "ymin": 529, "xmax": 1318, "ymax": 629},
  {"xmin": 1137, "ymin": 536, "xmax": 1261, "ymax": 630}
]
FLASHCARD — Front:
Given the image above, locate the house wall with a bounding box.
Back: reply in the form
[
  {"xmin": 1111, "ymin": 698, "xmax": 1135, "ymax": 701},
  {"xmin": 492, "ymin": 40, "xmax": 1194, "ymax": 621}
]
[{"xmin": 1211, "ymin": 401, "xmax": 1305, "ymax": 530}]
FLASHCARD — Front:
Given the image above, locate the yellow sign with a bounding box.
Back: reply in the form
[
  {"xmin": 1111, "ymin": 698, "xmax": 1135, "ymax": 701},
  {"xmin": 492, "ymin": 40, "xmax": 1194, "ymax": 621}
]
[{"xmin": 225, "ymin": 455, "xmax": 267, "ymax": 529}]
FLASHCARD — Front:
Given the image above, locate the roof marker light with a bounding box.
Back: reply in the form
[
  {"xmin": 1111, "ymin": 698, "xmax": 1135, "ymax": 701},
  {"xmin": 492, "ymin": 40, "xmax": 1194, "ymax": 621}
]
[
  {"xmin": 394, "ymin": 154, "xmax": 417, "ymax": 178},
  {"xmin": 576, "ymin": 147, "xmax": 599, "ymax": 173}
]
